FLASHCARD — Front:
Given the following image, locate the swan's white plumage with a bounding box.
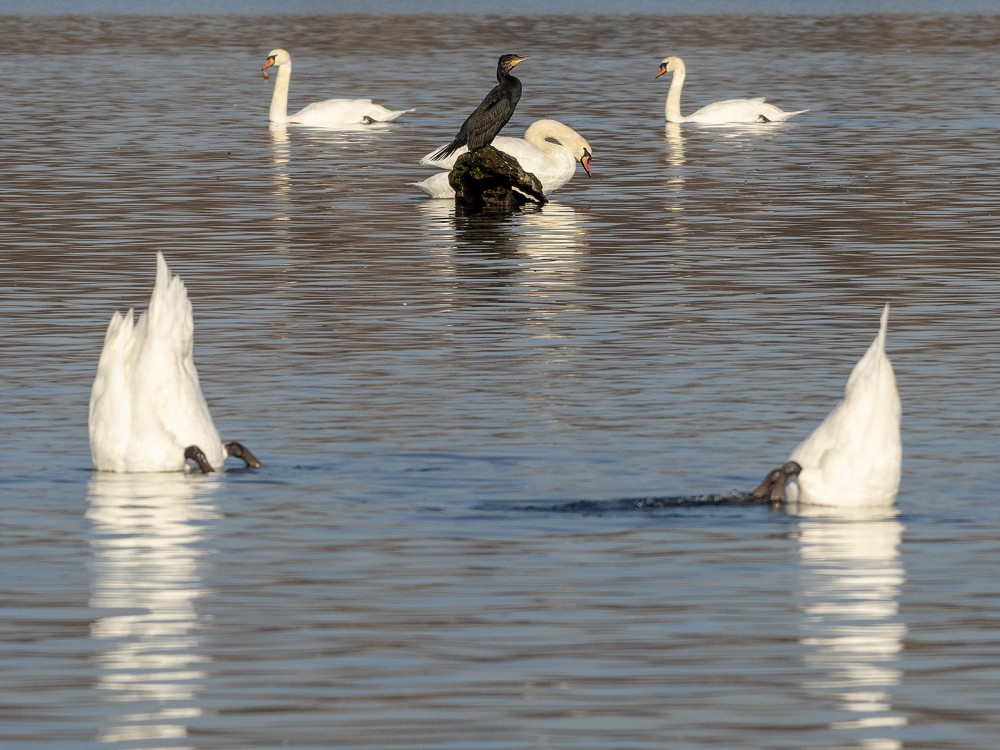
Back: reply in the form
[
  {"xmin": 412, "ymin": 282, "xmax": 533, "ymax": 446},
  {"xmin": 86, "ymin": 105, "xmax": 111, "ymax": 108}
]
[
  {"xmin": 89, "ymin": 253, "xmax": 225, "ymax": 473},
  {"xmin": 413, "ymin": 119, "xmax": 592, "ymax": 198},
  {"xmin": 263, "ymin": 48, "xmax": 412, "ymax": 127},
  {"xmin": 784, "ymin": 304, "xmax": 902, "ymax": 508},
  {"xmin": 657, "ymin": 56, "xmax": 807, "ymax": 125}
]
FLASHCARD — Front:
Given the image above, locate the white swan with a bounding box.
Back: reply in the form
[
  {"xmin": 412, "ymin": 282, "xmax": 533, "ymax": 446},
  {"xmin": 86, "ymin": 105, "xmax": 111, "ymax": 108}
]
[
  {"xmin": 413, "ymin": 119, "xmax": 592, "ymax": 199},
  {"xmin": 262, "ymin": 48, "xmax": 412, "ymax": 127},
  {"xmin": 656, "ymin": 56, "xmax": 807, "ymax": 125},
  {"xmin": 753, "ymin": 304, "xmax": 901, "ymax": 508},
  {"xmin": 89, "ymin": 252, "xmax": 261, "ymax": 473}
]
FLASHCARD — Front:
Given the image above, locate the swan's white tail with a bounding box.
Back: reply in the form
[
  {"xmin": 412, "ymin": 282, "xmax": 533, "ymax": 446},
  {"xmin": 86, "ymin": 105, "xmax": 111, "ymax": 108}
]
[
  {"xmin": 786, "ymin": 302, "xmax": 902, "ymax": 507},
  {"xmin": 145, "ymin": 251, "xmax": 193, "ymax": 352},
  {"xmin": 90, "ymin": 252, "xmax": 223, "ymax": 472},
  {"xmin": 875, "ymin": 302, "xmax": 890, "ymax": 353},
  {"xmin": 845, "ymin": 303, "xmax": 892, "ymax": 393}
]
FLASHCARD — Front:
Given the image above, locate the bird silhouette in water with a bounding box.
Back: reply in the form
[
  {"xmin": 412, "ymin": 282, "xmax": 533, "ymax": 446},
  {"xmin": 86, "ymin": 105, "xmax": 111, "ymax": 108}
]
[{"xmin": 431, "ymin": 54, "xmax": 530, "ymax": 161}]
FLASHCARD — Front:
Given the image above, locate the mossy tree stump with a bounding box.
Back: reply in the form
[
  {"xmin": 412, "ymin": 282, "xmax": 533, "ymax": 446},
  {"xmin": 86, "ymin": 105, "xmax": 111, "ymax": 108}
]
[{"xmin": 449, "ymin": 145, "xmax": 547, "ymax": 214}]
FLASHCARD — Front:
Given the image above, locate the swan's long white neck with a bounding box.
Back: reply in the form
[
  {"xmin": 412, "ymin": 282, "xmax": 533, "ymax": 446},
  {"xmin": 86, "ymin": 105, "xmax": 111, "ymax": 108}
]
[
  {"xmin": 523, "ymin": 119, "xmax": 589, "ymax": 159},
  {"xmin": 524, "ymin": 121, "xmax": 567, "ymax": 156},
  {"xmin": 665, "ymin": 62, "xmax": 687, "ymax": 124},
  {"xmin": 269, "ymin": 62, "xmax": 292, "ymax": 124}
]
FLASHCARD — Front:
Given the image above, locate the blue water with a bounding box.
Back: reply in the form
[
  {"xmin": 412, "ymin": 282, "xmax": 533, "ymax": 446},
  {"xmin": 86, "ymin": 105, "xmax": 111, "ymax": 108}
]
[{"xmin": 2, "ymin": 6, "xmax": 1000, "ymax": 749}]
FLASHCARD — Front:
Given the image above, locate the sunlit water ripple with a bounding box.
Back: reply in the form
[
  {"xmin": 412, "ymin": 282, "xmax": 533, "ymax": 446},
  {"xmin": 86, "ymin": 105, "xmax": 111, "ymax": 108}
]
[{"xmin": 2, "ymin": 7, "xmax": 999, "ymax": 749}]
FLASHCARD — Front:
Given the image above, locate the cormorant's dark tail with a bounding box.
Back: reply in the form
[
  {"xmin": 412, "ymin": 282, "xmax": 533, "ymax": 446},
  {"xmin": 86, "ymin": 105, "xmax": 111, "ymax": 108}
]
[{"xmin": 431, "ymin": 138, "xmax": 465, "ymax": 161}]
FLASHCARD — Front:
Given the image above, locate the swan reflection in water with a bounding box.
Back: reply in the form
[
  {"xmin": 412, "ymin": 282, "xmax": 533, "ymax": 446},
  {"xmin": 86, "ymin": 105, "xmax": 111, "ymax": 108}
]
[
  {"xmin": 662, "ymin": 122, "xmax": 687, "ymax": 227},
  {"xmin": 417, "ymin": 198, "xmax": 590, "ymax": 274},
  {"xmin": 268, "ymin": 123, "xmax": 292, "ymax": 203},
  {"xmin": 664, "ymin": 122, "xmax": 685, "ymax": 170},
  {"xmin": 415, "ymin": 199, "xmax": 592, "ymax": 375},
  {"xmin": 793, "ymin": 505, "xmax": 907, "ymax": 748},
  {"xmin": 87, "ymin": 472, "xmax": 221, "ymax": 747},
  {"xmin": 267, "ymin": 121, "xmax": 391, "ymax": 198}
]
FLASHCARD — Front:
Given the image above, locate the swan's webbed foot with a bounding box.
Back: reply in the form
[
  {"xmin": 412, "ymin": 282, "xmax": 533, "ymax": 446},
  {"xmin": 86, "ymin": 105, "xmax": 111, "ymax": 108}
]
[
  {"xmin": 184, "ymin": 445, "xmax": 215, "ymax": 474},
  {"xmin": 751, "ymin": 461, "xmax": 802, "ymax": 503},
  {"xmin": 226, "ymin": 441, "xmax": 263, "ymax": 469}
]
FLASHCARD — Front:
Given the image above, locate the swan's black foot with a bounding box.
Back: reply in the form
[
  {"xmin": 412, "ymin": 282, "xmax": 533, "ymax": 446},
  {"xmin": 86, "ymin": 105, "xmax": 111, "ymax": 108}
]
[
  {"xmin": 184, "ymin": 445, "xmax": 215, "ymax": 474},
  {"xmin": 751, "ymin": 461, "xmax": 802, "ymax": 503},
  {"xmin": 226, "ymin": 442, "xmax": 262, "ymax": 469}
]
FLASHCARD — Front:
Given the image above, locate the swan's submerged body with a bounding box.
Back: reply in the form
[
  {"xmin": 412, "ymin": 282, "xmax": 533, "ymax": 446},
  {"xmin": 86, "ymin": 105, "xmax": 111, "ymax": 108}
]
[
  {"xmin": 262, "ymin": 48, "xmax": 411, "ymax": 127},
  {"xmin": 657, "ymin": 56, "xmax": 807, "ymax": 125},
  {"xmin": 89, "ymin": 253, "xmax": 259, "ymax": 473},
  {"xmin": 754, "ymin": 305, "xmax": 902, "ymax": 509},
  {"xmin": 415, "ymin": 119, "xmax": 592, "ymax": 199}
]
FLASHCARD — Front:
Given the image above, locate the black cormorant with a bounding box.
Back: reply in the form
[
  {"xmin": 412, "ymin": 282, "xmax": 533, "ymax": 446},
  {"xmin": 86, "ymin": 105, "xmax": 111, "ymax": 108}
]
[{"xmin": 432, "ymin": 54, "xmax": 530, "ymax": 161}]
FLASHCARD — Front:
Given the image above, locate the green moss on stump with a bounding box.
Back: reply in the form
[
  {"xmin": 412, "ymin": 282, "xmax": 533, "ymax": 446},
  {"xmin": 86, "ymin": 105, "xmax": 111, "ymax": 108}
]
[{"xmin": 449, "ymin": 145, "xmax": 547, "ymax": 214}]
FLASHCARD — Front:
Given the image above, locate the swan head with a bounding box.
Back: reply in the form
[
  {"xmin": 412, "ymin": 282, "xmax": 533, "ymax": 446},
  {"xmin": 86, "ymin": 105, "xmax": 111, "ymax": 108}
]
[
  {"xmin": 524, "ymin": 120, "xmax": 593, "ymax": 176},
  {"xmin": 262, "ymin": 48, "xmax": 291, "ymax": 74},
  {"xmin": 656, "ymin": 56, "xmax": 684, "ymax": 79}
]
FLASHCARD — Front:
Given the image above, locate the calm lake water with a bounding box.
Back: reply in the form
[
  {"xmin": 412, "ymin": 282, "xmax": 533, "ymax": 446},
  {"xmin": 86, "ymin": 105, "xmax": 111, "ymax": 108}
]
[{"xmin": 2, "ymin": 4, "xmax": 1000, "ymax": 749}]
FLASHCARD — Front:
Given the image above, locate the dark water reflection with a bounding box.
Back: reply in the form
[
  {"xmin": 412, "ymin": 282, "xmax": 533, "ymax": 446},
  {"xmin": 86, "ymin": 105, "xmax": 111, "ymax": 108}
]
[{"xmin": 2, "ymin": 8, "xmax": 1000, "ymax": 749}]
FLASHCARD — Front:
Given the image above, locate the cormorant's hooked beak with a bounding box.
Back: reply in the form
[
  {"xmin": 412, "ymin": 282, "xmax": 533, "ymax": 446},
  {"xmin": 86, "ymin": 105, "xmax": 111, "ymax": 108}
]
[
  {"xmin": 511, "ymin": 55, "xmax": 531, "ymax": 67},
  {"xmin": 262, "ymin": 56, "xmax": 275, "ymax": 80},
  {"xmin": 655, "ymin": 63, "xmax": 668, "ymax": 79},
  {"xmin": 581, "ymin": 149, "xmax": 592, "ymax": 177}
]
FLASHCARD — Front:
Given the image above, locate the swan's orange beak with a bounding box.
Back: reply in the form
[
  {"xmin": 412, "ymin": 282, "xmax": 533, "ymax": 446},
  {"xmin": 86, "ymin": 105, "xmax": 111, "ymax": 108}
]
[
  {"xmin": 262, "ymin": 57, "xmax": 275, "ymax": 79},
  {"xmin": 656, "ymin": 63, "xmax": 669, "ymax": 79},
  {"xmin": 581, "ymin": 151, "xmax": 592, "ymax": 177}
]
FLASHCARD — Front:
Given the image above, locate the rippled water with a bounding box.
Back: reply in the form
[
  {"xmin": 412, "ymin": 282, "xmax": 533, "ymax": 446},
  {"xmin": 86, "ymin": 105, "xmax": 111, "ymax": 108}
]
[{"xmin": 2, "ymin": 6, "xmax": 1000, "ymax": 749}]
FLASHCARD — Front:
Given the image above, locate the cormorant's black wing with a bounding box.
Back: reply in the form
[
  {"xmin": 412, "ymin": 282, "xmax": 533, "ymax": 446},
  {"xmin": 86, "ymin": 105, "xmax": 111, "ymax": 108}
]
[
  {"xmin": 465, "ymin": 79, "xmax": 521, "ymax": 151},
  {"xmin": 431, "ymin": 75, "xmax": 522, "ymax": 160}
]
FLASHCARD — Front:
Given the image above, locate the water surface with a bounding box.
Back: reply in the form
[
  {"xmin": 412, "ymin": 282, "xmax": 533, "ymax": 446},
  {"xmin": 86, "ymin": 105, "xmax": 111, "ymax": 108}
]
[{"xmin": 2, "ymin": 7, "xmax": 1000, "ymax": 749}]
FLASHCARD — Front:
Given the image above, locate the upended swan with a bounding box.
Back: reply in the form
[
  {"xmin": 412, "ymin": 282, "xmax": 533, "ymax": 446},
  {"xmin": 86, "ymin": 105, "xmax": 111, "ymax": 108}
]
[
  {"xmin": 89, "ymin": 252, "xmax": 262, "ymax": 474},
  {"xmin": 753, "ymin": 304, "xmax": 901, "ymax": 508},
  {"xmin": 656, "ymin": 56, "xmax": 807, "ymax": 125},
  {"xmin": 262, "ymin": 48, "xmax": 412, "ymax": 127},
  {"xmin": 413, "ymin": 119, "xmax": 592, "ymax": 199}
]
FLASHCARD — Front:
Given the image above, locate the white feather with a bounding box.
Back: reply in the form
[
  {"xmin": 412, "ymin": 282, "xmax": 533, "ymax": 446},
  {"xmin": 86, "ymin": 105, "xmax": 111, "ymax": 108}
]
[
  {"xmin": 784, "ymin": 304, "xmax": 902, "ymax": 508},
  {"xmin": 89, "ymin": 253, "xmax": 225, "ymax": 473}
]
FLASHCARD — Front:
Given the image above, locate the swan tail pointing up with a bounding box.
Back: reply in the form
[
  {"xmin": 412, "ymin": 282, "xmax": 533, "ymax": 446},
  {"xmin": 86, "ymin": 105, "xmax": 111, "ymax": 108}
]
[
  {"xmin": 137, "ymin": 253, "xmax": 219, "ymax": 462},
  {"xmin": 89, "ymin": 310, "xmax": 136, "ymax": 471},
  {"xmin": 89, "ymin": 253, "xmax": 224, "ymax": 472},
  {"xmin": 753, "ymin": 304, "xmax": 901, "ymax": 509},
  {"xmin": 89, "ymin": 253, "xmax": 263, "ymax": 473},
  {"xmin": 844, "ymin": 302, "xmax": 892, "ymax": 393},
  {"xmin": 789, "ymin": 303, "xmax": 901, "ymax": 507}
]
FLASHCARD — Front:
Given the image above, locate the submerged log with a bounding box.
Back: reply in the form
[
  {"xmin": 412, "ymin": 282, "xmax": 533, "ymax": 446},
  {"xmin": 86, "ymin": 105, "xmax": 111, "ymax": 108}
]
[{"xmin": 449, "ymin": 145, "xmax": 547, "ymax": 214}]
